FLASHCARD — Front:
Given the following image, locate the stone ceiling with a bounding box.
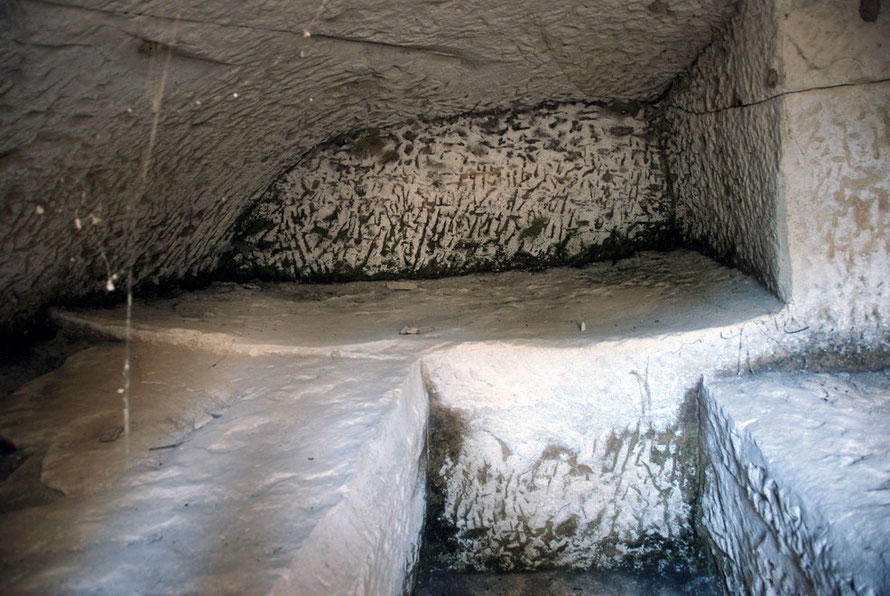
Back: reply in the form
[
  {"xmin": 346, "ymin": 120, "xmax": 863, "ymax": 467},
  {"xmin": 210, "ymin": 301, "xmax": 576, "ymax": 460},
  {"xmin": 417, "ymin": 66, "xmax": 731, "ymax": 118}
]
[{"xmin": 0, "ymin": 0, "xmax": 736, "ymax": 331}]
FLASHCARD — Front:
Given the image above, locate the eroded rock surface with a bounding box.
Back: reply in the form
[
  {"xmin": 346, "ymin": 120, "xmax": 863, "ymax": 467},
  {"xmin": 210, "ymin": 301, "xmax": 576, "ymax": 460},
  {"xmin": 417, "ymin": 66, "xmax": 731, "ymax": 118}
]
[
  {"xmin": 2, "ymin": 250, "xmax": 882, "ymax": 593},
  {"xmin": 227, "ymin": 103, "xmax": 669, "ymax": 280},
  {"xmin": 0, "ymin": 345, "xmax": 428, "ymax": 595}
]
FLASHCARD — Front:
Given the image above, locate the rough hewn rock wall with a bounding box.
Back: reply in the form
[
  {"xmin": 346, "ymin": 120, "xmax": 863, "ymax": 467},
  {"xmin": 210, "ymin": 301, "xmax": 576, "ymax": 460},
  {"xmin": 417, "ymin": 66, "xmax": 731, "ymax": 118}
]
[
  {"xmin": 664, "ymin": 0, "xmax": 889, "ymax": 340},
  {"xmin": 663, "ymin": 1, "xmax": 785, "ymax": 296},
  {"xmin": 699, "ymin": 371, "xmax": 890, "ymax": 595},
  {"xmin": 226, "ymin": 103, "xmax": 670, "ymax": 280},
  {"xmin": 0, "ymin": 0, "xmax": 736, "ymax": 332}
]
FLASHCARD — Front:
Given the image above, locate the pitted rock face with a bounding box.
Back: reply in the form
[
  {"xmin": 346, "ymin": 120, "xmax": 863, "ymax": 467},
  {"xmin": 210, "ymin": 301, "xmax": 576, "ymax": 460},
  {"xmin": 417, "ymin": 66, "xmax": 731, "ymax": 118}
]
[
  {"xmin": 226, "ymin": 103, "xmax": 670, "ymax": 281},
  {"xmin": 0, "ymin": 0, "xmax": 736, "ymax": 329}
]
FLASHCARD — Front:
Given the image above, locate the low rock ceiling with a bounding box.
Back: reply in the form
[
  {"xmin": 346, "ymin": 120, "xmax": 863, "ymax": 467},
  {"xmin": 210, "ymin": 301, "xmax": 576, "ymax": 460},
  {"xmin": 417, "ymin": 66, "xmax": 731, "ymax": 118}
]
[{"xmin": 0, "ymin": 0, "xmax": 736, "ymax": 330}]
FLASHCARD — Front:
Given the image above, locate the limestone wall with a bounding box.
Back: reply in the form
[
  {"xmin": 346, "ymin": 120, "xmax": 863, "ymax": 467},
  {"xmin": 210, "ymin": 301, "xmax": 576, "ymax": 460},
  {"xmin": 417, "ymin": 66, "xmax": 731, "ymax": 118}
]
[
  {"xmin": 664, "ymin": 0, "xmax": 890, "ymax": 341},
  {"xmin": 663, "ymin": 1, "xmax": 785, "ymax": 296},
  {"xmin": 225, "ymin": 103, "xmax": 670, "ymax": 280},
  {"xmin": 776, "ymin": 1, "xmax": 890, "ymax": 338}
]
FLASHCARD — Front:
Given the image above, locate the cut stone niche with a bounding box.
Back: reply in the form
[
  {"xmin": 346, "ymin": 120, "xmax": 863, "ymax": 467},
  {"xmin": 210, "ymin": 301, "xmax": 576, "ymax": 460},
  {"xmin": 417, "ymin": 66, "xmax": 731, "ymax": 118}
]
[{"xmin": 224, "ymin": 1, "xmax": 890, "ymax": 341}]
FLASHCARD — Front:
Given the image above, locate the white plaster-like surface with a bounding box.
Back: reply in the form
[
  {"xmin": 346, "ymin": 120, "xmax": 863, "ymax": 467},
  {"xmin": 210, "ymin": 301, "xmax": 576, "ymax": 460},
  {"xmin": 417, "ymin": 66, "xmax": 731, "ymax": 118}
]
[
  {"xmin": 229, "ymin": 103, "xmax": 668, "ymax": 279},
  {"xmin": 664, "ymin": 0, "xmax": 890, "ymax": 341},
  {"xmin": 779, "ymin": 82, "xmax": 890, "ymax": 339},
  {"xmin": 54, "ymin": 251, "xmax": 781, "ymax": 358},
  {"xmin": 4, "ymin": 250, "xmax": 881, "ymax": 592},
  {"xmin": 666, "ymin": 0, "xmax": 779, "ymax": 112},
  {"xmin": 699, "ymin": 370, "xmax": 890, "ymax": 595},
  {"xmin": 4, "ymin": 250, "xmax": 802, "ymax": 592},
  {"xmin": 0, "ymin": 347, "xmax": 428, "ymax": 595},
  {"xmin": 773, "ymin": 0, "xmax": 890, "ymax": 337},
  {"xmin": 778, "ymin": 0, "xmax": 890, "ymax": 91},
  {"xmin": 665, "ymin": 102, "xmax": 784, "ymax": 296}
]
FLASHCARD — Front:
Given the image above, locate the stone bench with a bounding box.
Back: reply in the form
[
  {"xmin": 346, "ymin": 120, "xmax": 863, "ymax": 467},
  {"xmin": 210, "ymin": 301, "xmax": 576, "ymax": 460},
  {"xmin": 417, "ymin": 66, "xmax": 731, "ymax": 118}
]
[{"xmin": 698, "ymin": 371, "xmax": 890, "ymax": 595}]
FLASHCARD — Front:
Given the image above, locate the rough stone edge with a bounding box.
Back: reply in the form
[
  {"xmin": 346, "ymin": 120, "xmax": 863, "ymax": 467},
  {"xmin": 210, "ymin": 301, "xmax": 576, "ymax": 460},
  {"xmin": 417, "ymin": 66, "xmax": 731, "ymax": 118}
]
[
  {"xmin": 694, "ymin": 372, "xmax": 890, "ymax": 595},
  {"xmin": 271, "ymin": 361, "xmax": 429, "ymax": 596}
]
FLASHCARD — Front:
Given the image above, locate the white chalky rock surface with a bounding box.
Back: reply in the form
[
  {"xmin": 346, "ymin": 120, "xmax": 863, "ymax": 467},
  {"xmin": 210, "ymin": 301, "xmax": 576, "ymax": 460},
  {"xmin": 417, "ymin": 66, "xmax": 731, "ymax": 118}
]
[
  {"xmin": 664, "ymin": 0, "xmax": 890, "ymax": 334},
  {"xmin": 698, "ymin": 371, "xmax": 890, "ymax": 595},
  {"xmin": 0, "ymin": 344, "xmax": 247, "ymax": 496},
  {"xmin": 664, "ymin": 0, "xmax": 784, "ymax": 295},
  {"xmin": 4, "ymin": 250, "xmax": 873, "ymax": 593},
  {"xmin": 53, "ymin": 251, "xmax": 782, "ymax": 358},
  {"xmin": 419, "ymin": 326, "xmax": 812, "ymax": 570},
  {"xmin": 229, "ymin": 103, "xmax": 669, "ymax": 280},
  {"xmin": 0, "ymin": 348, "xmax": 428, "ymax": 595}
]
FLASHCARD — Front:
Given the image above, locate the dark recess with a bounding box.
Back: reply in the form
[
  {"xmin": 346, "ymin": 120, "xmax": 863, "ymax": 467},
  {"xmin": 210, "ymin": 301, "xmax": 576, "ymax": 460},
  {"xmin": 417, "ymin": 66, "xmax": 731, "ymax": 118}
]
[{"xmin": 860, "ymin": 0, "xmax": 880, "ymax": 21}]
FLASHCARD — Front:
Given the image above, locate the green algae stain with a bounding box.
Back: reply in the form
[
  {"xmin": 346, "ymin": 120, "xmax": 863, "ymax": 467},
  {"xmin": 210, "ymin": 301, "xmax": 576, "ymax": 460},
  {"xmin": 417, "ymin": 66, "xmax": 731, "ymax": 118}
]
[
  {"xmin": 350, "ymin": 129, "xmax": 385, "ymax": 157},
  {"xmin": 518, "ymin": 217, "xmax": 549, "ymax": 242},
  {"xmin": 555, "ymin": 514, "xmax": 580, "ymax": 537}
]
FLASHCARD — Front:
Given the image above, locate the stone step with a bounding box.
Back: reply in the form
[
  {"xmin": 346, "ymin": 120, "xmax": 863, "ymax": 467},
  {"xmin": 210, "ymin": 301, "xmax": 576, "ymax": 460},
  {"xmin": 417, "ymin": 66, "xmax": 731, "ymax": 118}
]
[
  {"xmin": 698, "ymin": 370, "xmax": 890, "ymax": 595},
  {"xmin": 0, "ymin": 344, "xmax": 427, "ymax": 595}
]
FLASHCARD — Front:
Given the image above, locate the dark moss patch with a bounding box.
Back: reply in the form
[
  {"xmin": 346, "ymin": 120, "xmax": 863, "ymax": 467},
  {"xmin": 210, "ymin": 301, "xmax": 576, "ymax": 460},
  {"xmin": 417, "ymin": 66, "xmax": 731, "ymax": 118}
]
[
  {"xmin": 601, "ymin": 100, "xmax": 642, "ymax": 117},
  {"xmin": 518, "ymin": 217, "xmax": 549, "ymax": 242},
  {"xmin": 309, "ymin": 225, "xmax": 329, "ymax": 239},
  {"xmin": 747, "ymin": 336, "xmax": 890, "ymax": 374},
  {"xmin": 421, "ymin": 370, "xmax": 471, "ymax": 569},
  {"xmin": 455, "ymin": 241, "xmax": 480, "ymax": 253},
  {"xmin": 237, "ymin": 214, "xmax": 276, "ymax": 238},
  {"xmin": 379, "ymin": 149, "xmax": 400, "ymax": 165},
  {"xmin": 609, "ymin": 126, "xmax": 635, "ymax": 137},
  {"xmin": 555, "ymin": 514, "xmax": 580, "ymax": 537},
  {"xmin": 350, "ymin": 129, "xmax": 385, "ymax": 157}
]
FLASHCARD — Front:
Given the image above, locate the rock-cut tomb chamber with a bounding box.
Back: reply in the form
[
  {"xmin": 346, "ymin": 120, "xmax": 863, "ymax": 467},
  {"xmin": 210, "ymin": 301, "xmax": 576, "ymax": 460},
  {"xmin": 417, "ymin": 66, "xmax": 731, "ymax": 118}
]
[{"xmin": 0, "ymin": 0, "xmax": 888, "ymax": 594}]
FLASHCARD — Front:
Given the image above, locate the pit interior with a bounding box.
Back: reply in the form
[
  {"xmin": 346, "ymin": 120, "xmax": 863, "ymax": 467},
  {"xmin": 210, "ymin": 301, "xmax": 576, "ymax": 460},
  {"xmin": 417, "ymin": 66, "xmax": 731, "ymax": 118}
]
[{"xmin": 1, "ymin": 1, "xmax": 888, "ymax": 594}]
